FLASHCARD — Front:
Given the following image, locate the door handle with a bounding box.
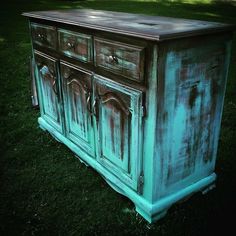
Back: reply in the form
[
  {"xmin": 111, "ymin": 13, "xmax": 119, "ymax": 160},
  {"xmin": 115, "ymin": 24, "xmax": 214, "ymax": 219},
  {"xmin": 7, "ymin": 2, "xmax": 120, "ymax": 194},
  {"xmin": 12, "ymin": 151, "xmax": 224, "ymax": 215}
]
[
  {"xmin": 86, "ymin": 91, "xmax": 92, "ymax": 114},
  {"xmin": 92, "ymin": 97, "xmax": 99, "ymax": 121},
  {"xmin": 52, "ymin": 80, "xmax": 58, "ymax": 95}
]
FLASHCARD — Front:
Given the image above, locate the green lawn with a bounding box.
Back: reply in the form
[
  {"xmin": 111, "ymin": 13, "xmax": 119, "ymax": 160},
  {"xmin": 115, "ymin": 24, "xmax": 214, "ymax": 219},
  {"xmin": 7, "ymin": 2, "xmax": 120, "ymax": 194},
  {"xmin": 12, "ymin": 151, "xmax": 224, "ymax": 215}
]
[{"xmin": 0, "ymin": 0, "xmax": 236, "ymax": 235}]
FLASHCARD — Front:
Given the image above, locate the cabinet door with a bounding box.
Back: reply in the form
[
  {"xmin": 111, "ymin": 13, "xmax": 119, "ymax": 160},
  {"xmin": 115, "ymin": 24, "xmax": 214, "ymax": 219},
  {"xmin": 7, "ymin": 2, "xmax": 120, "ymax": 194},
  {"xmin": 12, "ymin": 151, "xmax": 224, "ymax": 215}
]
[
  {"xmin": 94, "ymin": 76, "xmax": 143, "ymax": 191},
  {"xmin": 61, "ymin": 62, "xmax": 94, "ymax": 156},
  {"xmin": 34, "ymin": 52, "xmax": 63, "ymax": 133}
]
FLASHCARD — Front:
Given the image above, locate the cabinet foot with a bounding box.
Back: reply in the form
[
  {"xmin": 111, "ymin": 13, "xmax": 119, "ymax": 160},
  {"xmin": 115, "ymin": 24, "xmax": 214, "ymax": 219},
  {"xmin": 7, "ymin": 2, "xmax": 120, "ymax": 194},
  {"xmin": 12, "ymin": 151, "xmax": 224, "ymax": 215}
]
[{"xmin": 136, "ymin": 206, "xmax": 168, "ymax": 223}]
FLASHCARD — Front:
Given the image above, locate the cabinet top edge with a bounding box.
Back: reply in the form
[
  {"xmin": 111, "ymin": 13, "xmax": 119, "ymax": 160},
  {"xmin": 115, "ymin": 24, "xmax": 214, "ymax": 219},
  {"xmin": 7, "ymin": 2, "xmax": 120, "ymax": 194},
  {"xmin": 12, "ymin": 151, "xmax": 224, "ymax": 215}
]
[{"xmin": 22, "ymin": 9, "xmax": 235, "ymax": 42}]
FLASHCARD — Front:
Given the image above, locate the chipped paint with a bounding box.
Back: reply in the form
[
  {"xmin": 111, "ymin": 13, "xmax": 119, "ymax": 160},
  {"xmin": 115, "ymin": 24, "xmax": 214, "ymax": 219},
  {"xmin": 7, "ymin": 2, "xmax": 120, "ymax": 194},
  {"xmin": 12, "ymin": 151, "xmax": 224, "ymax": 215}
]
[
  {"xmin": 94, "ymin": 37, "xmax": 145, "ymax": 82},
  {"xmin": 58, "ymin": 29, "xmax": 92, "ymax": 63},
  {"xmin": 94, "ymin": 75, "xmax": 143, "ymax": 191},
  {"xmin": 34, "ymin": 52, "xmax": 62, "ymax": 133},
  {"xmin": 26, "ymin": 11, "xmax": 234, "ymax": 223},
  {"xmin": 61, "ymin": 62, "xmax": 95, "ymax": 156},
  {"xmin": 155, "ymin": 37, "xmax": 232, "ymax": 197}
]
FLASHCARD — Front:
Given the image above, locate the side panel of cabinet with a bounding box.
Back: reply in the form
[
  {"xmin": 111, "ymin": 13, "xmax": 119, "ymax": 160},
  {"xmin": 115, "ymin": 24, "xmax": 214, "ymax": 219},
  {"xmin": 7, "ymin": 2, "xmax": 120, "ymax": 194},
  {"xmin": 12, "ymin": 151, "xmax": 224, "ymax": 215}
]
[
  {"xmin": 60, "ymin": 62, "xmax": 95, "ymax": 156},
  {"xmin": 34, "ymin": 52, "xmax": 63, "ymax": 133},
  {"xmin": 154, "ymin": 35, "xmax": 232, "ymax": 199},
  {"xmin": 93, "ymin": 75, "xmax": 143, "ymax": 191}
]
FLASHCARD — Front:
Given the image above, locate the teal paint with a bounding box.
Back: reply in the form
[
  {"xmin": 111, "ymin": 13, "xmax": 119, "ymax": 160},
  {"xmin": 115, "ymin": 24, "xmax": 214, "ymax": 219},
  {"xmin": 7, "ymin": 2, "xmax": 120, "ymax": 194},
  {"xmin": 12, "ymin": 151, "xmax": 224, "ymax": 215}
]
[
  {"xmin": 34, "ymin": 52, "xmax": 63, "ymax": 133},
  {"xmin": 28, "ymin": 19, "xmax": 233, "ymax": 223},
  {"xmin": 60, "ymin": 62, "xmax": 95, "ymax": 156},
  {"xmin": 154, "ymin": 36, "xmax": 232, "ymax": 202},
  {"xmin": 94, "ymin": 74, "xmax": 143, "ymax": 191}
]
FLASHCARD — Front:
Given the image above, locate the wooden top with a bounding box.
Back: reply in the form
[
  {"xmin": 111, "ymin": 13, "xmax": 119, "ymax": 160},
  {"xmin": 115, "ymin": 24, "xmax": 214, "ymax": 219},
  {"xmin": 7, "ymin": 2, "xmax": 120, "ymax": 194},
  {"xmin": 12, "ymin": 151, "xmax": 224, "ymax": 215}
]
[{"xmin": 22, "ymin": 9, "xmax": 235, "ymax": 41}]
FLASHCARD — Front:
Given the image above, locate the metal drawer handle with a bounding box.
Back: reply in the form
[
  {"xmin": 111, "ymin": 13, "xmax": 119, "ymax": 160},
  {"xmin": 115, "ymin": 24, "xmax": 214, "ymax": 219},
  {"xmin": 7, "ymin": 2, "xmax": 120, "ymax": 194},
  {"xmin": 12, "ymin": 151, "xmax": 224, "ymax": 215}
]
[
  {"xmin": 92, "ymin": 97, "xmax": 99, "ymax": 121},
  {"xmin": 52, "ymin": 80, "xmax": 58, "ymax": 95},
  {"xmin": 38, "ymin": 33, "xmax": 46, "ymax": 40},
  {"xmin": 67, "ymin": 42, "xmax": 75, "ymax": 49},
  {"xmin": 108, "ymin": 55, "xmax": 118, "ymax": 64},
  {"xmin": 86, "ymin": 91, "xmax": 92, "ymax": 114}
]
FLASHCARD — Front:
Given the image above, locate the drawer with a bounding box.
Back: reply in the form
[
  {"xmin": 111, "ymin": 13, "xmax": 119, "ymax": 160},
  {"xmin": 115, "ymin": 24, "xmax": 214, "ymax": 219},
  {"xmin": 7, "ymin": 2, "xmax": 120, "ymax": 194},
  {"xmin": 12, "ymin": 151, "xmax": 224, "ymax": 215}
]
[
  {"xmin": 94, "ymin": 38, "xmax": 145, "ymax": 82},
  {"xmin": 31, "ymin": 23, "xmax": 57, "ymax": 50},
  {"xmin": 58, "ymin": 29, "xmax": 92, "ymax": 63}
]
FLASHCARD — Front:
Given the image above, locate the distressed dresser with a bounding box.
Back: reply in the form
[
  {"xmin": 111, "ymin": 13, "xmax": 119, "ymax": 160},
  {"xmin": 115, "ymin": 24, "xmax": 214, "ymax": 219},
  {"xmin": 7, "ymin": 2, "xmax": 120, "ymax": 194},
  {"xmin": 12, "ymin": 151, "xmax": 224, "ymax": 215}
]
[{"xmin": 22, "ymin": 9, "xmax": 235, "ymax": 223}]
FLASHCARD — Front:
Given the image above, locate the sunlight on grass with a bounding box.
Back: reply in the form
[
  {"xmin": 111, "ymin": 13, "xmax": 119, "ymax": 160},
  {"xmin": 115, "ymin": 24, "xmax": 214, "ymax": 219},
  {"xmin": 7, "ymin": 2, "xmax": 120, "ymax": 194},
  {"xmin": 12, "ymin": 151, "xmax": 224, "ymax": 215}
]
[
  {"xmin": 202, "ymin": 12, "xmax": 222, "ymax": 18},
  {"xmin": 58, "ymin": 5, "xmax": 73, "ymax": 9},
  {"xmin": 168, "ymin": 0, "xmax": 213, "ymax": 3},
  {"xmin": 59, "ymin": 5, "xmax": 84, "ymax": 9},
  {"xmin": 0, "ymin": 37, "xmax": 5, "ymax": 43},
  {"xmin": 87, "ymin": 0, "xmax": 214, "ymax": 3},
  {"xmin": 19, "ymin": 42, "xmax": 31, "ymax": 49}
]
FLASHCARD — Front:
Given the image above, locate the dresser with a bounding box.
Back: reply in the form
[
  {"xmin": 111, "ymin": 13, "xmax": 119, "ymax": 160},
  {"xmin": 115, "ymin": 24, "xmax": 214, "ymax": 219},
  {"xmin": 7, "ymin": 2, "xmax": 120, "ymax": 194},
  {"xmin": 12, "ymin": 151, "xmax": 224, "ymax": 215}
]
[{"xmin": 22, "ymin": 9, "xmax": 235, "ymax": 223}]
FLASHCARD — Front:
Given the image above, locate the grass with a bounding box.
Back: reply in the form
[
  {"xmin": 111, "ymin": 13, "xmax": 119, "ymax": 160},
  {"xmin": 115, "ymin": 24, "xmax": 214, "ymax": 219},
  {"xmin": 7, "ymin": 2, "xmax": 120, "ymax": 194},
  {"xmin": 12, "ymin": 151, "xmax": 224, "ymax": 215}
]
[{"xmin": 0, "ymin": 0, "xmax": 236, "ymax": 235}]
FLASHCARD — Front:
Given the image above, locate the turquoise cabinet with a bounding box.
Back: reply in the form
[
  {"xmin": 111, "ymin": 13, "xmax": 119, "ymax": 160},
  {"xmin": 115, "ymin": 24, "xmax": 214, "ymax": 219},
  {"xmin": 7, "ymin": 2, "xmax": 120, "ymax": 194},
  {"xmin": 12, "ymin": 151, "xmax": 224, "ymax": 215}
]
[
  {"xmin": 94, "ymin": 75, "xmax": 143, "ymax": 191},
  {"xmin": 23, "ymin": 9, "xmax": 235, "ymax": 223},
  {"xmin": 34, "ymin": 52, "xmax": 63, "ymax": 133}
]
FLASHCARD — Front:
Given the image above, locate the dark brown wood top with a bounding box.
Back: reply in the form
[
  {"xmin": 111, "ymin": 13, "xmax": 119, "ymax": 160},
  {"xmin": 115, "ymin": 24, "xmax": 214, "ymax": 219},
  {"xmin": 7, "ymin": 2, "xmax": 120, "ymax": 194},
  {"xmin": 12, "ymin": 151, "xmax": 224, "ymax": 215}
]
[{"xmin": 22, "ymin": 9, "xmax": 235, "ymax": 41}]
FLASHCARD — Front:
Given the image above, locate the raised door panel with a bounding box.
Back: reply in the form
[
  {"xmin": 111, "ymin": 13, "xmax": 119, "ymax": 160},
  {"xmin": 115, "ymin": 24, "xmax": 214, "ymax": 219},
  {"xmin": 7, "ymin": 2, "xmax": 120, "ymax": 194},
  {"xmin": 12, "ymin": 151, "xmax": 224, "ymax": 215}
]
[
  {"xmin": 34, "ymin": 52, "xmax": 62, "ymax": 133},
  {"xmin": 61, "ymin": 62, "xmax": 94, "ymax": 156},
  {"xmin": 94, "ymin": 75, "xmax": 143, "ymax": 191}
]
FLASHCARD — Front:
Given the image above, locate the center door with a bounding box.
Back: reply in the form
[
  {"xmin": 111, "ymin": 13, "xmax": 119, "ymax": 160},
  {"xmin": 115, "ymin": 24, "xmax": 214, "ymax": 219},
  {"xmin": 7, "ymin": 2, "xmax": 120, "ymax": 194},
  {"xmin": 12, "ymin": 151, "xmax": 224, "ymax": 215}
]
[
  {"xmin": 61, "ymin": 62, "xmax": 95, "ymax": 156},
  {"xmin": 93, "ymin": 75, "xmax": 143, "ymax": 191}
]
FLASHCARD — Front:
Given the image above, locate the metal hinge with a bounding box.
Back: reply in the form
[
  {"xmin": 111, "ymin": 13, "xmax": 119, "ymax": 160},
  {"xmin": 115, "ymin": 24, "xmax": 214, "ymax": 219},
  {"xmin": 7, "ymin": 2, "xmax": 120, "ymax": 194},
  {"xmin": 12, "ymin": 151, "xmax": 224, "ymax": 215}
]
[{"xmin": 137, "ymin": 172, "xmax": 144, "ymax": 194}]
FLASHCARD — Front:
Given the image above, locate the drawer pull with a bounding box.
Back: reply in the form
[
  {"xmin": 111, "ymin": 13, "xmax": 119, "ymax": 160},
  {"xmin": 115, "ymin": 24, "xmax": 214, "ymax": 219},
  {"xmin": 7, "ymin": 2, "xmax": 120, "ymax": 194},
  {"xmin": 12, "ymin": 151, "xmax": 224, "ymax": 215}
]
[
  {"xmin": 58, "ymin": 29, "xmax": 92, "ymax": 62},
  {"xmin": 67, "ymin": 42, "xmax": 75, "ymax": 49},
  {"xmin": 86, "ymin": 91, "xmax": 92, "ymax": 114},
  {"xmin": 38, "ymin": 33, "xmax": 46, "ymax": 40},
  {"xmin": 95, "ymin": 38, "xmax": 145, "ymax": 82},
  {"xmin": 92, "ymin": 98, "xmax": 99, "ymax": 121},
  {"xmin": 108, "ymin": 55, "xmax": 119, "ymax": 64},
  {"xmin": 52, "ymin": 80, "xmax": 58, "ymax": 95}
]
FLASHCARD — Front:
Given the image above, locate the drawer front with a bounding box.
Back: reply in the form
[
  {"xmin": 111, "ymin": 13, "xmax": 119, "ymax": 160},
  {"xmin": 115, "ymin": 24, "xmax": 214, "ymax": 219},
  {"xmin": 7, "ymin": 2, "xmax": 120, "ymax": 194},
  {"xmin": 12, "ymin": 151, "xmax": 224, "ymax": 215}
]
[
  {"xmin": 58, "ymin": 29, "xmax": 92, "ymax": 63},
  {"xmin": 31, "ymin": 23, "xmax": 57, "ymax": 50},
  {"xmin": 94, "ymin": 38, "xmax": 145, "ymax": 82}
]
